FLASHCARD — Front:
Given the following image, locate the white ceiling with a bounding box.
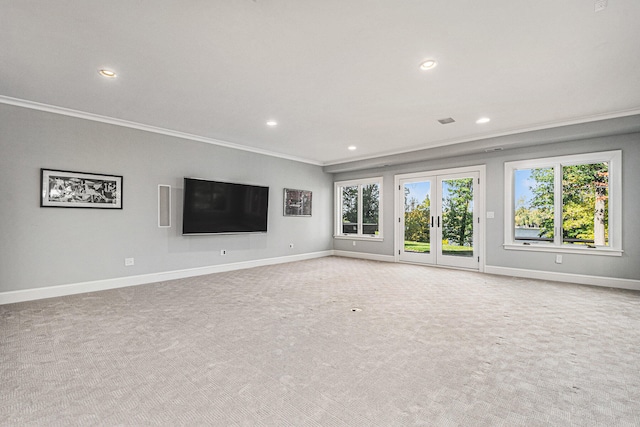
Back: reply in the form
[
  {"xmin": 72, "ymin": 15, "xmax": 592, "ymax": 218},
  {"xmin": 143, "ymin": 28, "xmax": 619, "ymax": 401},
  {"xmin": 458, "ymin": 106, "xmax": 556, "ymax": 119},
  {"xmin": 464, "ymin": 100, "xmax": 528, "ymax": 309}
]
[{"xmin": 2, "ymin": 0, "xmax": 639, "ymax": 166}]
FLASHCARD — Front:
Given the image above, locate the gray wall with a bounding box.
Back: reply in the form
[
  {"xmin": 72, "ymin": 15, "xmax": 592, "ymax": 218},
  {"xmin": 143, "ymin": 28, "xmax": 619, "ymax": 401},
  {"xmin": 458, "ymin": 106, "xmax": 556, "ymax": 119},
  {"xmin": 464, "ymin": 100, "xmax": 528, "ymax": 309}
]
[
  {"xmin": 0, "ymin": 104, "xmax": 333, "ymax": 292},
  {"xmin": 1, "ymin": 102, "xmax": 638, "ymax": 295},
  {"xmin": 333, "ymin": 133, "xmax": 640, "ymax": 281}
]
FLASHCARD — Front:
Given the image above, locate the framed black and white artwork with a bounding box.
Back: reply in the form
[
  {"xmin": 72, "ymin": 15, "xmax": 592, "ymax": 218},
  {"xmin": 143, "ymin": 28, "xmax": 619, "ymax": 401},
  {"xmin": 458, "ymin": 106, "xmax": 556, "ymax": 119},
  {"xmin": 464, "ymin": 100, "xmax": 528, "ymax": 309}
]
[
  {"xmin": 283, "ymin": 188, "xmax": 312, "ymax": 216},
  {"xmin": 41, "ymin": 168, "xmax": 123, "ymax": 209}
]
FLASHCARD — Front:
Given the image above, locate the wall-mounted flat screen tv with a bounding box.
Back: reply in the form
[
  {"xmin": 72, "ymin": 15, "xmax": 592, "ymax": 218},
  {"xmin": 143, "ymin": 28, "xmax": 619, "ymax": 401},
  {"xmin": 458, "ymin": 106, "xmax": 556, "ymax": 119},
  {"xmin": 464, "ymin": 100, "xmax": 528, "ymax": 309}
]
[{"xmin": 182, "ymin": 177, "xmax": 269, "ymax": 235}]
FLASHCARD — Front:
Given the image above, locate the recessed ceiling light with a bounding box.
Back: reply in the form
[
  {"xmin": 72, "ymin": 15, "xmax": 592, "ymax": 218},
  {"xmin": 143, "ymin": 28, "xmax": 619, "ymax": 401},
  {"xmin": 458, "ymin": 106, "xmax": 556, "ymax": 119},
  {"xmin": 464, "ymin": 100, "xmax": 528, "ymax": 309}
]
[
  {"xmin": 98, "ymin": 69, "xmax": 117, "ymax": 78},
  {"xmin": 266, "ymin": 120, "xmax": 278, "ymax": 127},
  {"xmin": 348, "ymin": 145, "xmax": 357, "ymax": 151},
  {"xmin": 476, "ymin": 117, "xmax": 491, "ymax": 124},
  {"xmin": 419, "ymin": 59, "xmax": 437, "ymax": 71}
]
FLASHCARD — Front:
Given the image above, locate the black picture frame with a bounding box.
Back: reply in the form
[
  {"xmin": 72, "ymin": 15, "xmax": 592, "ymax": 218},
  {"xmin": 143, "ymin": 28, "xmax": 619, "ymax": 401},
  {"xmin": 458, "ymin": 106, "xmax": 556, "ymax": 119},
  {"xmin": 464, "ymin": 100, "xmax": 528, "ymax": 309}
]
[{"xmin": 40, "ymin": 168, "xmax": 123, "ymax": 209}]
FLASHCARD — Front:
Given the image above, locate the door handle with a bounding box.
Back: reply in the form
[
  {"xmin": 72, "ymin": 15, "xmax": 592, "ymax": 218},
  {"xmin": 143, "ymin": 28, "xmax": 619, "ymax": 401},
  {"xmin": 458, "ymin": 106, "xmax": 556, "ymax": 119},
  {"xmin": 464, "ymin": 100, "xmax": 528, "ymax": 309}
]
[
  {"xmin": 437, "ymin": 216, "xmax": 440, "ymax": 228},
  {"xmin": 431, "ymin": 216, "xmax": 434, "ymax": 227}
]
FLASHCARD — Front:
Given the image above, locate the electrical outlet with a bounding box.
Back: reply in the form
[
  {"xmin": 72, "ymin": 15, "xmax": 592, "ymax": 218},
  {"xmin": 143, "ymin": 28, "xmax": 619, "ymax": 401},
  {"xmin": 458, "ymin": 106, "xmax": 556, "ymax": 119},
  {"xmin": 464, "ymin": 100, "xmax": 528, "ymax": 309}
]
[
  {"xmin": 352, "ymin": 241, "xmax": 356, "ymax": 246},
  {"xmin": 124, "ymin": 258, "xmax": 134, "ymax": 266},
  {"xmin": 555, "ymin": 255, "xmax": 563, "ymax": 264},
  {"xmin": 289, "ymin": 243, "xmax": 294, "ymax": 249},
  {"xmin": 220, "ymin": 249, "xmax": 227, "ymax": 256}
]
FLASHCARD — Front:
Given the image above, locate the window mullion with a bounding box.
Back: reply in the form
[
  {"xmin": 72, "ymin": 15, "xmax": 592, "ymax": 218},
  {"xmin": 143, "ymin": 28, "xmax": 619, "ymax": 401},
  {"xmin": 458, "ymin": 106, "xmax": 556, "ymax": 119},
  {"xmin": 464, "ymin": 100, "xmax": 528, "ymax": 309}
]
[
  {"xmin": 554, "ymin": 163, "xmax": 563, "ymax": 247},
  {"xmin": 335, "ymin": 185, "xmax": 344, "ymax": 236},
  {"xmin": 357, "ymin": 185, "xmax": 363, "ymax": 235}
]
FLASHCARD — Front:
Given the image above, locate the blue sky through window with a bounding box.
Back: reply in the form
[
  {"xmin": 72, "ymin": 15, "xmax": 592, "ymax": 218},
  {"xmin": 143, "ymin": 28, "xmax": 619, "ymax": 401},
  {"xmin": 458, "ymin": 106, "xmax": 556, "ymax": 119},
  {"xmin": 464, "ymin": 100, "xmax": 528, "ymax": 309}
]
[
  {"xmin": 514, "ymin": 169, "xmax": 535, "ymax": 208},
  {"xmin": 404, "ymin": 181, "xmax": 430, "ymax": 206}
]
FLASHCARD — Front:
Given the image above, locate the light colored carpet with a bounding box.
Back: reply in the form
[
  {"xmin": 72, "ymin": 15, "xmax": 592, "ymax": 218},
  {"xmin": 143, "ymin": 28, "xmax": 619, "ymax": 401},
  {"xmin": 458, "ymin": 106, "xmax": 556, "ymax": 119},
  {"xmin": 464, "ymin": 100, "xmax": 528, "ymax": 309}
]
[{"xmin": 1, "ymin": 256, "xmax": 639, "ymax": 426}]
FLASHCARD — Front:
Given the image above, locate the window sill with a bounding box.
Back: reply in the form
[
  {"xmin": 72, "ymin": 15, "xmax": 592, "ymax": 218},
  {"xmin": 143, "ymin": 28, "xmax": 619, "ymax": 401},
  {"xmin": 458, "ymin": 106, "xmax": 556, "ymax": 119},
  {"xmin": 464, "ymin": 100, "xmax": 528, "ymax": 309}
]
[
  {"xmin": 334, "ymin": 235, "xmax": 384, "ymax": 242},
  {"xmin": 503, "ymin": 243, "xmax": 623, "ymax": 257}
]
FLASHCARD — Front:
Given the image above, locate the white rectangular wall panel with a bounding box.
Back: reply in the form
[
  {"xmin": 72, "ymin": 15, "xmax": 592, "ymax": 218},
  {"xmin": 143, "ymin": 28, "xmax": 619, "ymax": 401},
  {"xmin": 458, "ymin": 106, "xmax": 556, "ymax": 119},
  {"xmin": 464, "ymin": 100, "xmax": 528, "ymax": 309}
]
[{"xmin": 158, "ymin": 184, "xmax": 171, "ymax": 228}]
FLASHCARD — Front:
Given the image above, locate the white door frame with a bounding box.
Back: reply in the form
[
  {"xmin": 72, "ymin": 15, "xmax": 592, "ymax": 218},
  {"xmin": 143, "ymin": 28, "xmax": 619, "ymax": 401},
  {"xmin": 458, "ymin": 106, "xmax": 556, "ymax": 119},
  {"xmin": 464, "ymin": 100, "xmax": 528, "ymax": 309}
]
[{"xmin": 394, "ymin": 165, "xmax": 486, "ymax": 272}]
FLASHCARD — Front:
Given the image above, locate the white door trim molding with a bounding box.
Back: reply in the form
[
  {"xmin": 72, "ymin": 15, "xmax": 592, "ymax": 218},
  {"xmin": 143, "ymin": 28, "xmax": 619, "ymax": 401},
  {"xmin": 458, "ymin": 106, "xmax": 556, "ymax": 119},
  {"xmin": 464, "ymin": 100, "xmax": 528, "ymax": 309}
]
[{"xmin": 394, "ymin": 165, "xmax": 486, "ymax": 272}]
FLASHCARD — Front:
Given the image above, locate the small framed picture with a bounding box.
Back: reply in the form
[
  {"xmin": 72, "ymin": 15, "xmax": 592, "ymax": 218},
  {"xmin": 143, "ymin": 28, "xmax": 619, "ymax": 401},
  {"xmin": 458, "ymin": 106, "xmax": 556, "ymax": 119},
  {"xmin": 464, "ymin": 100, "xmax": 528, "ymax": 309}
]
[
  {"xmin": 41, "ymin": 168, "xmax": 123, "ymax": 209},
  {"xmin": 283, "ymin": 188, "xmax": 312, "ymax": 216}
]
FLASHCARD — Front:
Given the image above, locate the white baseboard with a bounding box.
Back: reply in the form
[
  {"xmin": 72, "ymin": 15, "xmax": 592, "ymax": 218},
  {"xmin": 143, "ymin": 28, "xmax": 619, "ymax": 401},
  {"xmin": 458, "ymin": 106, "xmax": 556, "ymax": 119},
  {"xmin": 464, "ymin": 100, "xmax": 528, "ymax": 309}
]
[
  {"xmin": 4, "ymin": 254, "xmax": 636, "ymax": 305},
  {"xmin": 332, "ymin": 250, "xmax": 395, "ymax": 263},
  {"xmin": 485, "ymin": 265, "xmax": 640, "ymax": 291},
  {"xmin": 0, "ymin": 251, "xmax": 333, "ymax": 305}
]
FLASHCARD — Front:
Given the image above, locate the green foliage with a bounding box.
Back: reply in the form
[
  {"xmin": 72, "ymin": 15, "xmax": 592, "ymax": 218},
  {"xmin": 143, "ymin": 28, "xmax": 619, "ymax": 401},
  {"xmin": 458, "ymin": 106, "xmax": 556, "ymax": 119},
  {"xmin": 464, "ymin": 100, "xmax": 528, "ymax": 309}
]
[
  {"xmin": 403, "ymin": 178, "xmax": 475, "ymax": 255},
  {"xmin": 403, "ymin": 240, "xmax": 472, "ymax": 254},
  {"xmin": 514, "ymin": 197, "xmax": 544, "ymax": 228},
  {"xmin": 341, "ymin": 186, "xmax": 358, "ymax": 223},
  {"xmin": 442, "ymin": 178, "xmax": 473, "ymax": 247},
  {"xmin": 403, "ymin": 240, "xmax": 472, "ymax": 258},
  {"xmin": 362, "ymin": 184, "xmax": 379, "ymax": 226},
  {"xmin": 520, "ymin": 163, "xmax": 608, "ymax": 244},
  {"xmin": 342, "ymin": 184, "xmax": 380, "ymax": 234},
  {"xmin": 562, "ymin": 163, "xmax": 608, "ymax": 244},
  {"xmin": 404, "ymin": 195, "xmax": 430, "ymax": 243},
  {"xmin": 404, "ymin": 240, "xmax": 430, "ymax": 253},
  {"xmin": 528, "ymin": 168, "xmax": 555, "ymax": 238}
]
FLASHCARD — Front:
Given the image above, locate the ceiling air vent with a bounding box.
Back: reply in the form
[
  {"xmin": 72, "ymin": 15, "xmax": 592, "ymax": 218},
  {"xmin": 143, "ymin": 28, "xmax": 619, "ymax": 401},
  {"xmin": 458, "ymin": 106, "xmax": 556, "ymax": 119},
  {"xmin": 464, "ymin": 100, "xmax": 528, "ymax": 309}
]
[{"xmin": 438, "ymin": 117, "xmax": 456, "ymax": 125}]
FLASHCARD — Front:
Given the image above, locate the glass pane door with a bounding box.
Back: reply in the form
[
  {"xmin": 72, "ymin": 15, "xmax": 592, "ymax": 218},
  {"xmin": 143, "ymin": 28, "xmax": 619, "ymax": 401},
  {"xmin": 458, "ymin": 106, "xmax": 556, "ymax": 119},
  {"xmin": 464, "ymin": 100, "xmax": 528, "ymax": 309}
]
[
  {"xmin": 396, "ymin": 169, "xmax": 480, "ymax": 270},
  {"xmin": 436, "ymin": 173, "xmax": 478, "ymax": 269},
  {"xmin": 399, "ymin": 178, "xmax": 435, "ymax": 264}
]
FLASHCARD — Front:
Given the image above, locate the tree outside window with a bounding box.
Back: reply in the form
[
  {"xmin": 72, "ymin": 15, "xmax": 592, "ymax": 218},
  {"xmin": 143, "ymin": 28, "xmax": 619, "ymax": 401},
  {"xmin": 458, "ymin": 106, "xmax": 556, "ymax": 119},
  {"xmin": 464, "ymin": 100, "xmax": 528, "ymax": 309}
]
[
  {"xmin": 341, "ymin": 186, "xmax": 358, "ymax": 234},
  {"xmin": 362, "ymin": 183, "xmax": 379, "ymax": 235},
  {"xmin": 505, "ymin": 150, "xmax": 620, "ymax": 255},
  {"xmin": 335, "ymin": 178, "xmax": 383, "ymax": 238},
  {"xmin": 515, "ymin": 163, "xmax": 609, "ymax": 246},
  {"xmin": 442, "ymin": 178, "xmax": 474, "ymax": 248}
]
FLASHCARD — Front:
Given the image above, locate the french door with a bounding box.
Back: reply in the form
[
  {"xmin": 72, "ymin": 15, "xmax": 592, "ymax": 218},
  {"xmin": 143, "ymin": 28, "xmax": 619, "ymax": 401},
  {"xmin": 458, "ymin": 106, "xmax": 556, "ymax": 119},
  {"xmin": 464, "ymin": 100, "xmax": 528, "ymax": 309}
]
[{"xmin": 397, "ymin": 168, "xmax": 481, "ymax": 270}]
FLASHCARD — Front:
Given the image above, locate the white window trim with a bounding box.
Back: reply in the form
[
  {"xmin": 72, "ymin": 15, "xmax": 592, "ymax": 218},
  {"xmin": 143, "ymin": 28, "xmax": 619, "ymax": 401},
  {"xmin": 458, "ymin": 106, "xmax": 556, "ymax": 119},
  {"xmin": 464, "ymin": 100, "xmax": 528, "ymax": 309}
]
[
  {"xmin": 504, "ymin": 150, "xmax": 622, "ymax": 256},
  {"xmin": 334, "ymin": 177, "xmax": 383, "ymax": 240}
]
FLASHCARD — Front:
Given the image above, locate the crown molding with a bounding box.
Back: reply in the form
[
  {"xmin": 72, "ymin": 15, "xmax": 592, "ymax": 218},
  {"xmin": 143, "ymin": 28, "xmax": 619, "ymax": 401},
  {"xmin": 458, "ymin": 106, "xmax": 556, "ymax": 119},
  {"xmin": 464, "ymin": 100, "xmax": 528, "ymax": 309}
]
[
  {"xmin": 0, "ymin": 95, "xmax": 324, "ymax": 166},
  {"xmin": 3, "ymin": 95, "xmax": 638, "ymax": 170},
  {"xmin": 323, "ymin": 108, "xmax": 640, "ymax": 167}
]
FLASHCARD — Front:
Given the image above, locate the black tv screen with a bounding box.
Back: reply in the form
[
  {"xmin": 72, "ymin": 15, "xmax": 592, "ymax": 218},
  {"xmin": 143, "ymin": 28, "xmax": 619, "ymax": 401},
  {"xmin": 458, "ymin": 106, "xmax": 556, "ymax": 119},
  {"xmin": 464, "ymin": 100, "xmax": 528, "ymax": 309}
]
[{"xmin": 182, "ymin": 178, "xmax": 269, "ymax": 235}]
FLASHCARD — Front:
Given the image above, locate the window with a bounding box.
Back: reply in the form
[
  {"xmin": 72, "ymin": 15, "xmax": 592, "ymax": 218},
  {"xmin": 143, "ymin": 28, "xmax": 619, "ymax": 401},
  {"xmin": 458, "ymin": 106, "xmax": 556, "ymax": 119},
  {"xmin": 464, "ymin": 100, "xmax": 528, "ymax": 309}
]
[
  {"xmin": 504, "ymin": 151, "xmax": 622, "ymax": 256},
  {"xmin": 335, "ymin": 177, "xmax": 383, "ymax": 239}
]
